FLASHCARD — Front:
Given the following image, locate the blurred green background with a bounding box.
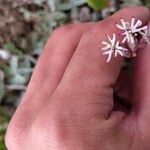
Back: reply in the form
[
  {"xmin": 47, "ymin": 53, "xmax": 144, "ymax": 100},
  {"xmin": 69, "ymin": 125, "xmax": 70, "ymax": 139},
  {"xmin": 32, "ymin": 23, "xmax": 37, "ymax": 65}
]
[{"xmin": 0, "ymin": 0, "xmax": 149, "ymax": 149}]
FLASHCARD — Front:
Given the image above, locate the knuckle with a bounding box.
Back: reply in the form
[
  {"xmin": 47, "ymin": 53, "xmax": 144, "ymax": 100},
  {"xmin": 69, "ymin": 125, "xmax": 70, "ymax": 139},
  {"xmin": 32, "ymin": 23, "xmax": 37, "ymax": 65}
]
[
  {"xmin": 102, "ymin": 17, "xmax": 115, "ymax": 27},
  {"xmin": 118, "ymin": 6, "xmax": 136, "ymax": 15},
  {"xmin": 51, "ymin": 24, "xmax": 76, "ymax": 39},
  {"xmin": 30, "ymin": 113, "xmax": 63, "ymax": 148},
  {"xmin": 43, "ymin": 24, "xmax": 80, "ymax": 53},
  {"xmin": 81, "ymin": 27, "xmax": 99, "ymax": 42},
  {"xmin": 81, "ymin": 22, "xmax": 108, "ymax": 41},
  {"xmin": 5, "ymin": 125, "xmax": 25, "ymax": 149},
  {"xmin": 98, "ymin": 18, "xmax": 117, "ymax": 32},
  {"xmin": 5, "ymin": 107, "xmax": 30, "ymax": 149}
]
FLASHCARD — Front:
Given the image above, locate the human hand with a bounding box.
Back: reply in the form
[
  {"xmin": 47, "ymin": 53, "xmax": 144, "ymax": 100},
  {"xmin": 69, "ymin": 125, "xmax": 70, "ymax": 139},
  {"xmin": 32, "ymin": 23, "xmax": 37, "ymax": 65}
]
[{"xmin": 6, "ymin": 7, "xmax": 150, "ymax": 150}]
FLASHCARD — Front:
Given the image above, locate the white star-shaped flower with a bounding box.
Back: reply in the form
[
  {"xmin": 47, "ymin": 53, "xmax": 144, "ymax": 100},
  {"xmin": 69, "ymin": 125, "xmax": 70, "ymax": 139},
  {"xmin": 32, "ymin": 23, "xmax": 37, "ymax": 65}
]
[
  {"xmin": 101, "ymin": 34, "xmax": 128, "ymax": 62},
  {"xmin": 116, "ymin": 18, "xmax": 147, "ymax": 44}
]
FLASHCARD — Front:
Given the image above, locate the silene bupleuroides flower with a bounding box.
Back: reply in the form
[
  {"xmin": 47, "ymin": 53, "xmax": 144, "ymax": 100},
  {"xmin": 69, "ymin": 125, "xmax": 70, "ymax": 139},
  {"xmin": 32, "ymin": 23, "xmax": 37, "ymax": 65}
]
[
  {"xmin": 101, "ymin": 18, "xmax": 150, "ymax": 63},
  {"xmin": 116, "ymin": 17, "xmax": 148, "ymax": 44},
  {"xmin": 101, "ymin": 34, "xmax": 128, "ymax": 62},
  {"xmin": 116, "ymin": 17, "xmax": 150, "ymax": 58}
]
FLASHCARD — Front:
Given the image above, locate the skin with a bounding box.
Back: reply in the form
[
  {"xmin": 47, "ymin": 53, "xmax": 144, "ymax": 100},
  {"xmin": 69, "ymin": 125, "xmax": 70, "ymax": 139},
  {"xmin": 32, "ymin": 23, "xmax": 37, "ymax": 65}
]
[{"xmin": 5, "ymin": 7, "xmax": 150, "ymax": 150}]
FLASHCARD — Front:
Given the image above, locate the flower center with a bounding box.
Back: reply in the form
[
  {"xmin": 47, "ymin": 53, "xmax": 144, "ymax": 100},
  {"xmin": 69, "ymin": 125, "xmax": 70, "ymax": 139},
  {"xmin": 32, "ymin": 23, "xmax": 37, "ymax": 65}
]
[
  {"xmin": 125, "ymin": 22, "xmax": 132, "ymax": 33},
  {"xmin": 111, "ymin": 44, "xmax": 116, "ymax": 51}
]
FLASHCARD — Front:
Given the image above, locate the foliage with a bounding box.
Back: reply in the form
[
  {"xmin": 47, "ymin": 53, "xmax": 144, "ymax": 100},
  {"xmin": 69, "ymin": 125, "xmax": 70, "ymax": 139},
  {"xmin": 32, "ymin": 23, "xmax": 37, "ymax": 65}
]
[
  {"xmin": 145, "ymin": 0, "xmax": 150, "ymax": 7},
  {"xmin": 87, "ymin": 0, "xmax": 108, "ymax": 10},
  {"xmin": 0, "ymin": 107, "xmax": 9, "ymax": 150}
]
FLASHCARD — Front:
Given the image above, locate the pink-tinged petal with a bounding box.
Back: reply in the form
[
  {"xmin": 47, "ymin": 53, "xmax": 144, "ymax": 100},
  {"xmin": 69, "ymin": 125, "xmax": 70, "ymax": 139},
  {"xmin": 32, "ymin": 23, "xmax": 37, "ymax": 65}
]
[
  {"xmin": 122, "ymin": 32, "xmax": 127, "ymax": 35},
  {"xmin": 117, "ymin": 46, "xmax": 128, "ymax": 51},
  {"xmin": 102, "ymin": 50, "xmax": 112, "ymax": 55},
  {"xmin": 101, "ymin": 41, "xmax": 109, "ymax": 46},
  {"xmin": 134, "ymin": 26, "xmax": 148, "ymax": 33},
  {"xmin": 126, "ymin": 33, "xmax": 131, "ymax": 43},
  {"xmin": 102, "ymin": 50, "xmax": 113, "ymax": 63},
  {"xmin": 107, "ymin": 35, "xmax": 112, "ymax": 42},
  {"xmin": 101, "ymin": 45, "xmax": 111, "ymax": 51},
  {"xmin": 122, "ymin": 36, "xmax": 127, "ymax": 43},
  {"xmin": 116, "ymin": 24, "xmax": 124, "ymax": 30},
  {"xmin": 107, "ymin": 35, "xmax": 114, "ymax": 45},
  {"xmin": 112, "ymin": 34, "xmax": 116, "ymax": 44},
  {"xmin": 122, "ymin": 47, "xmax": 128, "ymax": 51},
  {"xmin": 131, "ymin": 18, "xmax": 135, "ymax": 29},
  {"xmin": 116, "ymin": 50, "xmax": 124, "ymax": 57},
  {"xmin": 114, "ymin": 50, "xmax": 118, "ymax": 57},
  {"xmin": 133, "ymin": 19, "xmax": 142, "ymax": 30},
  {"xmin": 106, "ymin": 52, "xmax": 113, "ymax": 62},
  {"xmin": 144, "ymin": 27, "xmax": 149, "ymax": 35},
  {"xmin": 115, "ymin": 41, "xmax": 120, "ymax": 47},
  {"xmin": 120, "ymin": 19, "xmax": 126, "ymax": 29}
]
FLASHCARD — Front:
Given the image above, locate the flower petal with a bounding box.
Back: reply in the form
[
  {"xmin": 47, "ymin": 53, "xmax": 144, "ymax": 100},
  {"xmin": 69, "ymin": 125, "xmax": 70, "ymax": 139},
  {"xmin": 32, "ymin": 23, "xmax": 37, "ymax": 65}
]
[
  {"xmin": 133, "ymin": 19, "xmax": 142, "ymax": 30},
  {"xmin": 102, "ymin": 50, "xmax": 112, "ymax": 55},
  {"xmin": 101, "ymin": 45, "xmax": 111, "ymax": 51},
  {"xmin": 107, "ymin": 35, "xmax": 112, "ymax": 43},
  {"xmin": 130, "ymin": 34, "xmax": 135, "ymax": 44},
  {"xmin": 101, "ymin": 41, "xmax": 109, "ymax": 46},
  {"xmin": 106, "ymin": 52, "xmax": 113, "ymax": 62},
  {"xmin": 134, "ymin": 26, "xmax": 147, "ymax": 33},
  {"xmin": 115, "ymin": 50, "xmax": 124, "ymax": 57},
  {"xmin": 116, "ymin": 24, "xmax": 124, "ymax": 30},
  {"xmin": 120, "ymin": 19, "xmax": 126, "ymax": 29},
  {"xmin": 115, "ymin": 41, "xmax": 120, "ymax": 47},
  {"xmin": 116, "ymin": 45, "xmax": 128, "ymax": 51},
  {"xmin": 125, "ymin": 32, "xmax": 131, "ymax": 43},
  {"xmin": 112, "ymin": 34, "xmax": 116, "ymax": 44},
  {"xmin": 131, "ymin": 18, "xmax": 135, "ymax": 29},
  {"xmin": 122, "ymin": 36, "xmax": 127, "ymax": 43}
]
